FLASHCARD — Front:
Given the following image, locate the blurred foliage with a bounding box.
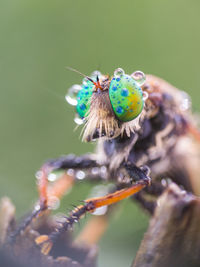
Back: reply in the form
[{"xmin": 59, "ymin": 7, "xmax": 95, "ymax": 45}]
[{"xmin": 0, "ymin": 0, "xmax": 200, "ymax": 266}]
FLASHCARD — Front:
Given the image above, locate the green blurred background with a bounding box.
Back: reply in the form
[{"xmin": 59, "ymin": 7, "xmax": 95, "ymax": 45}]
[{"xmin": 0, "ymin": 0, "xmax": 200, "ymax": 266}]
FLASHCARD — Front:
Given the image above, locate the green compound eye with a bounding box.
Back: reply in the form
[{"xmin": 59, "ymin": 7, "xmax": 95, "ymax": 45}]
[
  {"xmin": 76, "ymin": 80, "xmax": 94, "ymax": 118},
  {"xmin": 109, "ymin": 69, "xmax": 145, "ymax": 122}
]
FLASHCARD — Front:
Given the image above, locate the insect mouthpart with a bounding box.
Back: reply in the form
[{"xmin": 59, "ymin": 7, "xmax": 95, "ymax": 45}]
[
  {"xmin": 82, "ymin": 90, "xmax": 121, "ymax": 142},
  {"xmin": 85, "ymin": 127, "xmax": 116, "ymax": 142}
]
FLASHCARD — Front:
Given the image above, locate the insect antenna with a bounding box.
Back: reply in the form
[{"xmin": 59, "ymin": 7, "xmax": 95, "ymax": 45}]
[
  {"xmin": 66, "ymin": 66, "xmax": 103, "ymax": 90},
  {"xmin": 66, "ymin": 66, "xmax": 95, "ymax": 84}
]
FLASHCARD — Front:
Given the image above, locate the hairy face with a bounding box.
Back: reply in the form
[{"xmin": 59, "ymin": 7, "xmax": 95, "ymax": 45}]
[{"xmin": 66, "ymin": 68, "xmax": 147, "ymax": 142}]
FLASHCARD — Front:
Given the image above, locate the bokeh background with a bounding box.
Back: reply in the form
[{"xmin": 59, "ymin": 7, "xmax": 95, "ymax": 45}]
[{"xmin": 1, "ymin": 0, "xmax": 200, "ymax": 266}]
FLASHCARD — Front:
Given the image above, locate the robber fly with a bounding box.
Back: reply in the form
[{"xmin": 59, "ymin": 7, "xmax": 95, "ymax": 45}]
[{"xmin": 11, "ymin": 67, "xmax": 200, "ymax": 256}]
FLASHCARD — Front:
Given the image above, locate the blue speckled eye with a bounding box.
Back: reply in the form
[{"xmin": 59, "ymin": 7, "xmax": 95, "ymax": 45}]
[
  {"xmin": 109, "ymin": 68, "xmax": 145, "ymax": 122},
  {"xmin": 76, "ymin": 80, "xmax": 94, "ymax": 118}
]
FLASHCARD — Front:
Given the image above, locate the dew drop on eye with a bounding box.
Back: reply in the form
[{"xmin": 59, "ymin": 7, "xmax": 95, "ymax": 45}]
[
  {"xmin": 65, "ymin": 84, "xmax": 82, "ymax": 106},
  {"xmin": 114, "ymin": 68, "xmax": 125, "ymax": 78},
  {"xmin": 131, "ymin": 71, "xmax": 146, "ymax": 86}
]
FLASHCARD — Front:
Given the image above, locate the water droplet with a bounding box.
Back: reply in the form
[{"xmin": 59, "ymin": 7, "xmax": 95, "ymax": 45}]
[
  {"xmin": 143, "ymin": 91, "xmax": 149, "ymax": 101},
  {"xmin": 92, "ymin": 206, "xmax": 108, "ymax": 216},
  {"xmin": 131, "ymin": 71, "xmax": 146, "ymax": 86},
  {"xmin": 48, "ymin": 196, "xmax": 60, "ymax": 210},
  {"xmin": 114, "ymin": 68, "xmax": 125, "ymax": 78},
  {"xmin": 161, "ymin": 179, "xmax": 167, "ymax": 187},
  {"xmin": 82, "ymin": 77, "xmax": 89, "ymax": 85},
  {"xmin": 180, "ymin": 91, "xmax": 191, "ymax": 111},
  {"xmin": 91, "ymin": 167, "xmax": 99, "ymax": 175},
  {"xmin": 90, "ymin": 70, "xmax": 102, "ymax": 79},
  {"xmin": 100, "ymin": 166, "xmax": 107, "ymax": 174},
  {"xmin": 74, "ymin": 114, "xmax": 84, "ymax": 125},
  {"xmin": 34, "ymin": 203, "xmax": 41, "ymax": 211},
  {"xmin": 65, "ymin": 84, "xmax": 82, "ymax": 106},
  {"xmin": 67, "ymin": 168, "xmax": 75, "ymax": 176},
  {"xmin": 48, "ymin": 173, "xmax": 57, "ymax": 182},
  {"xmin": 76, "ymin": 170, "xmax": 86, "ymax": 180},
  {"xmin": 55, "ymin": 213, "xmax": 68, "ymax": 224},
  {"xmin": 88, "ymin": 184, "xmax": 111, "ymax": 216},
  {"xmin": 35, "ymin": 170, "xmax": 42, "ymax": 180}
]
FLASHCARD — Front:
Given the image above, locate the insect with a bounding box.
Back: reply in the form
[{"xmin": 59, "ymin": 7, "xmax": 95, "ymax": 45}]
[{"xmin": 11, "ymin": 67, "xmax": 200, "ymax": 261}]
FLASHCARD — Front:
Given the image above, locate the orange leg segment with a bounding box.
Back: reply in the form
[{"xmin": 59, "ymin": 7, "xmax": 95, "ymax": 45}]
[
  {"xmin": 38, "ymin": 167, "xmax": 49, "ymax": 208},
  {"xmin": 36, "ymin": 179, "xmax": 150, "ymax": 255},
  {"xmin": 85, "ymin": 181, "xmax": 147, "ymax": 209},
  {"xmin": 38, "ymin": 166, "xmax": 74, "ymax": 209}
]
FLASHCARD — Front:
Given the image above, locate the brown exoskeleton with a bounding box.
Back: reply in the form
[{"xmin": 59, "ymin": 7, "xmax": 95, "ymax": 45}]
[{"xmin": 11, "ymin": 68, "xmax": 200, "ymax": 261}]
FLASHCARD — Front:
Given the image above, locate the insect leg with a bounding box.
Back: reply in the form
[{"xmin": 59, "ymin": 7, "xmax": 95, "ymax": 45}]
[
  {"xmin": 10, "ymin": 154, "xmax": 102, "ymax": 242},
  {"xmin": 38, "ymin": 154, "xmax": 99, "ymax": 209},
  {"xmin": 36, "ymin": 176, "xmax": 150, "ymax": 255}
]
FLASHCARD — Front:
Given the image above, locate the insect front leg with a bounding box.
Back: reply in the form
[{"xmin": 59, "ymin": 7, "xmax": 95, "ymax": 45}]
[
  {"xmin": 35, "ymin": 165, "xmax": 151, "ymax": 255},
  {"xmin": 10, "ymin": 154, "xmax": 104, "ymax": 242},
  {"xmin": 38, "ymin": 154, "xmax": 100, "ymax": 209}
]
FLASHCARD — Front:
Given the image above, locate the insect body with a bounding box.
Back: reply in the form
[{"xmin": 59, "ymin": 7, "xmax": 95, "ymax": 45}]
[{"xmin": 11, "ymin": 68, "xmax": 200, "ymax": 260}]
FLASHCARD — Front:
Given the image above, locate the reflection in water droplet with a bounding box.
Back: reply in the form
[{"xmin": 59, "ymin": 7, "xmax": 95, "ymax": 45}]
[
  {"xmin": 76, "ymin": 170, "xmax": 86, "ymax": 180},
  {"xmin": 114, "ymin": 68, "xmax": 125, "ymax": 78},
  {"xmin": 65, "ymin": 84, "xmax": 82, "ymax": 106},
  {"xmin": 131, "ymin": 71, "xmax": 146, "ymax": 86},
  {"xmin": 180, "ymin": 91, "xmax": 191, "ymax": 111},
  {"xmin": 74, "ymin": 114, "xmax": 85, "ymax": 125}
]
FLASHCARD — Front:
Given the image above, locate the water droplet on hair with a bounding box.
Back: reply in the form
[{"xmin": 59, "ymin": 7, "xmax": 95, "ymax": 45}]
[
  {"xmin": 76, "ymin": 170, "xmax": 86, "ymax": 180},
  {"xmin": 180, "ymin": 91, "xmax": 191, "ymax": 111},
  {"xmin": 114, "ymin": 68, "xmax": 125, "ymax": 78},
  {"xmin": 65, "ymin": 84, "xmax": 82, "ymax": 106},
  {"xmin": 161, "ymin": 179, "xmax": 167, "ymax": 187},
  {"xmin": 34, "ymin": 203, "xmax": 40, "ymax": 211},
  {"xmin": 91, "ymin": 167, "xmax": 99, "ymax": 175},
  {"xmin": 74, "ymin": 114, "xmax": 85, "ymax": 125},
  {"xmin": 100, "ymin": 166, "xmax": 107, "ymax": 177},
  {"xmin": 35, "ymin": 171, "xmax": 42, "ymax": 180},
  {"xmin": 67, "ymin": 168, "xmax": 75, "ymax": 176},
  {"xmin": 131, "ymin": 71, "xmax": 146, "ymax": 86}
]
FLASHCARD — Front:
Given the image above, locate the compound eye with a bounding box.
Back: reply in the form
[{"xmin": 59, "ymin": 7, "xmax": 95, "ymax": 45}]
[
  {"xmin": 109, "ymin": 69, "xmax": 145, "ymax": 122},
  {"xmin": 76, "ymin": 80, "xmax": 94, "ymax": 118}
]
